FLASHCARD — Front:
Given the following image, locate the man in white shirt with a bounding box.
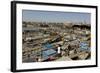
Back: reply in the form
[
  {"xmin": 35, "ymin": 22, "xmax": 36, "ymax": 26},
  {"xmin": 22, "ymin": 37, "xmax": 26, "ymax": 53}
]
[
  {"xmin": 57, "ymin": 45, "xmax": 61, "ymax": 57},
  {"xmin": 57, "ymin": 46, "xmax": 61, "ymax": 54}
]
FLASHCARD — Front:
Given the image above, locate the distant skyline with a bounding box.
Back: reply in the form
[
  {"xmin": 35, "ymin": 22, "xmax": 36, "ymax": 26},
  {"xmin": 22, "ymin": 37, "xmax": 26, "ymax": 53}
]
[{"xmin": 22, "ymin": 10, "xmax": 91, "ymax": 24}]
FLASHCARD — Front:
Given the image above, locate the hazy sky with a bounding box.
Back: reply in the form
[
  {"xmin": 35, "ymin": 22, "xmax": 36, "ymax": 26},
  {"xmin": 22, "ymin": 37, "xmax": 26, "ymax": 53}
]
[{"xmin": 22, "ymin": 10, "xmax": 91, "ymax": 24}]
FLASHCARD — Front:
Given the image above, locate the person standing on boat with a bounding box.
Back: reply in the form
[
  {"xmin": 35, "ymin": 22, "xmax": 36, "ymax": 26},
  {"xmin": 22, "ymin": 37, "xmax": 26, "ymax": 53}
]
[{"xmin": 57, "ymin": 44, "xmax": 62, "ymax": 57}]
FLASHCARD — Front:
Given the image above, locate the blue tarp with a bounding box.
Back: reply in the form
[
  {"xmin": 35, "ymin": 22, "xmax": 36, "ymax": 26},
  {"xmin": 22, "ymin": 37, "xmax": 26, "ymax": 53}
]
[
  {"xmin": 42, "ymin": 43, "xmax": 57, "ymax": 60},
  {"xmin": 43, "ymin": 49, "xmax": 56, "ymax": 56},
  {"xmin": 43, "ymin": 43, "xmax": 54, "ymax": 50},
  {"xmin": 79, "ymin": 42, "xmax": 90, "ymax": 51},
  {"xmin": 42, "ymin": 49, "xmax": 56, "ymax": 60},
  {"xmin": 42, "ymin": 44, "xmax": 56, "ymax": 60}
]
